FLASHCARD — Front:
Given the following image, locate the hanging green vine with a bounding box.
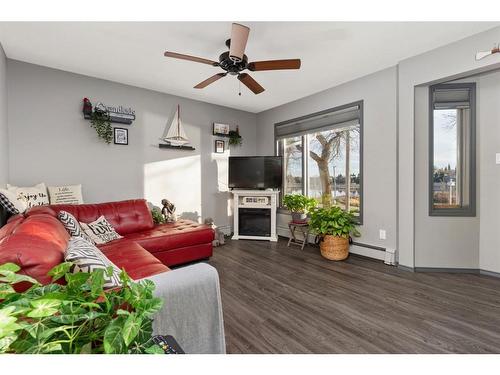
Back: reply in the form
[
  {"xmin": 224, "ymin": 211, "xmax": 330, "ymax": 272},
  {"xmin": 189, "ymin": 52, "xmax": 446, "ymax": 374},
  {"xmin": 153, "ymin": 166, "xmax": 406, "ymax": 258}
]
[
  {"xmin": 90, "ymin": 110, "xmax": 113, "ymax": 144},
  {"xmin": 228, "ymin": 130, "xmax": 242, "ymax": 147}
]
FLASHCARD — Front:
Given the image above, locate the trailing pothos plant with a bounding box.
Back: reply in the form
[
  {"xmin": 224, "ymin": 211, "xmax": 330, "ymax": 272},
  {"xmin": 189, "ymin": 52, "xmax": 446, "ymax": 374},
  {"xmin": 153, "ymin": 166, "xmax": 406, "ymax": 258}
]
[
  {"xmin": 228, "ymin": 130, "xmax": 242, "ymax": 147},
  {"xmin": 0, "ymin": 262, "xmax": 165, "ymax": 354},
  {"xmin": 90, "ymin": 109, "xmax": 113, "ymax": 144}
]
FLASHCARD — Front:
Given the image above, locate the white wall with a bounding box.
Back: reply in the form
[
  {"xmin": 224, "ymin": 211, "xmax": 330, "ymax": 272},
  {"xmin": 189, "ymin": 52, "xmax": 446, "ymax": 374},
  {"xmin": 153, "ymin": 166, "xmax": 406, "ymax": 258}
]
[
  {"xmin": 256, "ymin": 67, "xmax": 398, "ymax": 252},
  {"xmin": 6, "ymin": 60, "xmax": 257, "ymax": 230},
  {"xmin": 0, "ymin": 43, "xmax": 7, "ymax": 186},
  {"xmin": 397, "ymin": 26, "xmax": 500, "ymax": 268},
  {"xmin": 478, "ymin": 70, "xmax": 500, "ymax": 274}
]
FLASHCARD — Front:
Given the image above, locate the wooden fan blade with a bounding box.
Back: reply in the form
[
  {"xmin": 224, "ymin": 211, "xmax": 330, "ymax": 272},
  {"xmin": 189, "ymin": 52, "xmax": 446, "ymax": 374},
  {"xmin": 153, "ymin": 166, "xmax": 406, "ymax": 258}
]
[
  {"xmin": 238, "ymin": 73, "xmax": 265, "ymax": 95},
  {"xmin": 229, "ymin": 23, "xmax": 250, "ymax": 62},
  {"xmin": 194, "ymin": 73, "xmax": 227, "ymax": 89},
  {"xmin": 164, "ymin": 51, "xmax": 219, "ymax": 66},
  {"xmin": 247, "ymin": 59, "xmax": 301, "ymax": 71}
]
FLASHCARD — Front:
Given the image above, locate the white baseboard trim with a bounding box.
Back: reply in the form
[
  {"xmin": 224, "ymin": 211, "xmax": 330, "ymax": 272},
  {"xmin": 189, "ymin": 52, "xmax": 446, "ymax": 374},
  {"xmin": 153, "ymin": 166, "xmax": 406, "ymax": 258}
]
[{"xmin": 277, "ymin": 225, "xmax": 389, "ymax": 262}]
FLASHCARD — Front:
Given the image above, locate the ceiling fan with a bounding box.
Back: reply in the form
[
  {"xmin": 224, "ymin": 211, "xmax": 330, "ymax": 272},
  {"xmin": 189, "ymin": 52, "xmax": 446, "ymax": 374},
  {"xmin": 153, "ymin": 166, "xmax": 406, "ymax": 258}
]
[
  {"xmin": 164, "ymin": 23, "xmax": 301, "ymax": 95},
  {"xmin": 475, "ymin": 43, "xmax": 500, "ymax": 60}
]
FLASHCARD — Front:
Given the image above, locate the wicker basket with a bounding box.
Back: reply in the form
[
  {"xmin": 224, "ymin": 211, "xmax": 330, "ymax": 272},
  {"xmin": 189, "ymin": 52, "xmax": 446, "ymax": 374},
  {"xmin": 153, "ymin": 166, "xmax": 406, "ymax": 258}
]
[{"xmin": 320, "ymin": 235, "xmax": 349, "ymax": 261}]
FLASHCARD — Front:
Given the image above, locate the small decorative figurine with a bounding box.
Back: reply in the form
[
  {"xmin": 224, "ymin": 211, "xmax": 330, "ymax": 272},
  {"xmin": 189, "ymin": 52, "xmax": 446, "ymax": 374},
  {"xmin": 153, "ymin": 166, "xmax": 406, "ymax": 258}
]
[
  {"xmin": 83, "ymin": 98, "xmax": 93, "ymax": 116},
  {"xmin": 161, "ymin": 199, "xmax": 176, "ymax": 222}
]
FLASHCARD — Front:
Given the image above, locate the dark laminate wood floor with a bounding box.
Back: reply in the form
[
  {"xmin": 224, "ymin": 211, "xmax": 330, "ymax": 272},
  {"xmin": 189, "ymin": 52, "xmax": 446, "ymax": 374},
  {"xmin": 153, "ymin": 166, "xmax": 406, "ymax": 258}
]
[{"xmin": 207, "ymin": 238, "xmax": 500, "ymax": 354}]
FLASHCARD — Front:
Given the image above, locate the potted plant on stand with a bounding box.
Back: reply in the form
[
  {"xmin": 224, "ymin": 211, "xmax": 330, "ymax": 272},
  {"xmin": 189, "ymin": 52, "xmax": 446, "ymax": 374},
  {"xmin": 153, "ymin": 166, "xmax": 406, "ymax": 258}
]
[
  {"xmin": 309, "ymin": 206, "xmax": 360, "ymax": 261},
  {"xmin": 283, "ymin": 194, "xmax": 317, "ymax": 223}
]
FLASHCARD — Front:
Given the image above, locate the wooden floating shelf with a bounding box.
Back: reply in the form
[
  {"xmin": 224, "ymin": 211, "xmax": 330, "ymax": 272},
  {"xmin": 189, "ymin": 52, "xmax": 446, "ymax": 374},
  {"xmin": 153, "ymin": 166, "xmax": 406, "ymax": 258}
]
[
  {"xmin": 83, "ymin": 112, "xmax": 134, "ymax": 125},
  {"xmin": 159, "ymin": 143, "xmax": 195, "ymax": 151},
  {"xmin": 213, "ymin": 132, "xmax": 241, "ymax": 139}
]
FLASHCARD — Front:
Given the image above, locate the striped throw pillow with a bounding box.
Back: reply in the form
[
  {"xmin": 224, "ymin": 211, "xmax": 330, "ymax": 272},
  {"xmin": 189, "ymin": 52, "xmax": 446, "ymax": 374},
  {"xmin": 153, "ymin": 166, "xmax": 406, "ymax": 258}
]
[
  {"xmin": 64, "ymin": 237, "xmax": 122, "ymax": 289},
  {"xmin": 58, "ymin": 210, "xmax": 95, "ymax": 244}
]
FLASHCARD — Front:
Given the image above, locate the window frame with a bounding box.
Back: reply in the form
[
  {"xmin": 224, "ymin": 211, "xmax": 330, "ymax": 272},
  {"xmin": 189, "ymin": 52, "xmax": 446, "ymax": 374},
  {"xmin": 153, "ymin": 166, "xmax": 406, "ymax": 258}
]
[
  {"xmin": 274, "ymin": 100, "xmax": 364, "ymax": 224},
  {"xmin": 428, "ymin": 83, "xmax": 476, "ymax": 217}
]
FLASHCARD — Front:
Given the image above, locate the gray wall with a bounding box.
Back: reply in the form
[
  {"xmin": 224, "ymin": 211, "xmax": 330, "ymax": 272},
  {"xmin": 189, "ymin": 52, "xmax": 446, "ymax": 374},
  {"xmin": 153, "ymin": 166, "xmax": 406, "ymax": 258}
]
[
  {"xmin": 413, "ymin": 84, "xmax": 480, "ymax": 269},
  {"xmin": 397, "ymin": 25, "xmax": 500, "ymax": 268},
  {"xmin": 7, "ymin": 60, "xmax": 257, "ymax": 230},
  {"xmin": 478, "ymin": 70, "xmax": 500, "ymax": 273},
  {"xmin": 0, "ymin": 43, "xmax": 7, "ymax": 186},
  {"xmin": 256, "ymin": 67, "xmax": 398, "ymax": 251},
  {"xmin": 414, "ymin": 70, "xmax": 500, "ymax": 272}
]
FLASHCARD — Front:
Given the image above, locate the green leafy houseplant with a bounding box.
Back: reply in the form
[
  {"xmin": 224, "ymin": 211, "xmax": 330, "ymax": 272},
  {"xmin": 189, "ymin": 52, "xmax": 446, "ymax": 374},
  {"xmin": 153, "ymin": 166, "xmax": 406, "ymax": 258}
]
[
  {"xmin": 90, "ymin": 110, "xmax": 113, "ymax": 144},
  {"xmin": 228, "ymin": 130, "xmax": 242, "ymax": 147},
  {"xmin": 283, "ymin": 194, "xmax": 317, "ymax": 222},
  {"xmin": 309, "ymin": 206, "xmax": 360, "ymax": 238},
  {"xmin": 0, "ymin": 262, "xmax": 164, "ymax": 354},
  {"xmin": 151, "ymin": 208, "xmax": 166, "ymax": 225},
  {"xmin": 309, "ymin": 206, "xmax": 360, "ymax": 261},
  {"xmin": 283, "ymin": 194, "xmax": 317, "ymax": 214}
]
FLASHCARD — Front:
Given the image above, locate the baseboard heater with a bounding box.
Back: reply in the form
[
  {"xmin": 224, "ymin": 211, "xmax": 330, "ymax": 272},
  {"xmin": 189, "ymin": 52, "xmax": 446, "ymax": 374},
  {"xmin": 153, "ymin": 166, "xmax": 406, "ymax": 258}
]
[
  {"xmin": 351, "ymin": 241, "xmax": 385, "ymax": 252},
  {"xmin": 276, "ymin": 225, "xmax": 396, "ymax": 264}
]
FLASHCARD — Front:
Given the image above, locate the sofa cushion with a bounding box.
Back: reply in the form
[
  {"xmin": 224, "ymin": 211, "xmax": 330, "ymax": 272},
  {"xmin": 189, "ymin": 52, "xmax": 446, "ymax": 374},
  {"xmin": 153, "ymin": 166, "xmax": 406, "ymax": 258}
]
[
  {"xmin": 47, "ymin": 184, "xmax": 84, "ymax": 205},
  {"xmin": 65, "ymin": 237, "xmax": 122, "ymax": 289},
  {"xmin": 58, "ymin": 210, "xmax": 95, "ymax": 244},
  {"xmin": 80, "ymin": 215, "xmax": 123, "ymax": 245},
  {"xmin": 28, "ymin": 199, "xmax": 155, "ymax": 235},
  {"xmin": 0, "ymin": 214, "xmax": 69, "ymax": 289},
  {"xmin": 6, "ymin": 182, "xmax": 49, "ymax": 209},
  {"xmin": 99, "ymin": 239, "xmax": 169, "ymax": 280},
  {"xmin": 124, "ymin": 219, "xmax": 214, "ymax": 253},
  {"xmin": 0, "ymin": 190, "xmax": 26, "ymax": 215},
  {"xmin": 0, "ymin": 215, "xmax": 25, "ymax": 240}
]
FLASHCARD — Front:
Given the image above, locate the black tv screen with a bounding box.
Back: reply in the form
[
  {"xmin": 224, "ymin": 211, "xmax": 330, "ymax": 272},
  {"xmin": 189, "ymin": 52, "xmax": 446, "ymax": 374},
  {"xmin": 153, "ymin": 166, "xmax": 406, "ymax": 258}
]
[{"xmin": 229, "ymin": 156, "xmax": 283, "ymax": 190}]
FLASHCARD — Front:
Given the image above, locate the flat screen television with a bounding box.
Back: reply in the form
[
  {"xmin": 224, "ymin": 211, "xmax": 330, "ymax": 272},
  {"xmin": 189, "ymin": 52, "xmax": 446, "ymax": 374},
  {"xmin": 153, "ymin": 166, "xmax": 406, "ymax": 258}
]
[{"xmin": 229, "ymin": 156, "xmax": 283, "ymax": 190}]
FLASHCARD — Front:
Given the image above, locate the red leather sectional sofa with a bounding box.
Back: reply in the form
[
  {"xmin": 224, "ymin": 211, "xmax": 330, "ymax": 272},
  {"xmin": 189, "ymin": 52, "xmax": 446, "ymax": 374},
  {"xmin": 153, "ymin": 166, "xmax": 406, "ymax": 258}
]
[{"xmin": 0, "ymin": 199, "xmax": 214, "ymax": 290}]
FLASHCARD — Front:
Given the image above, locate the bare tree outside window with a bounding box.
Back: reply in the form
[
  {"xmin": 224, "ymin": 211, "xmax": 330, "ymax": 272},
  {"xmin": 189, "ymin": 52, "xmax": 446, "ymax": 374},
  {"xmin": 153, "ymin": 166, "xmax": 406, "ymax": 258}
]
[
  {"xmin": 276, "ymin": 101, "xmax": 363, "ymax": 221},
  {"xmin": 294, "ymin": 125, "xmax": 360, "ymax": 213}
]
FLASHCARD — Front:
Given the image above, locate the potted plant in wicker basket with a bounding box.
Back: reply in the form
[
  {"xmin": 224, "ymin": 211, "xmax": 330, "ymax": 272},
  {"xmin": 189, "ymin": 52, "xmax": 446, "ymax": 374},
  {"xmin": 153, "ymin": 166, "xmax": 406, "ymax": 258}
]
[
  {"xmin": 309, "ymin": 206, "xmax": 360, "ymax": 261},
  {"xmin": 282, "ymin": 194, "xmax": 317, "ymax": 223}
]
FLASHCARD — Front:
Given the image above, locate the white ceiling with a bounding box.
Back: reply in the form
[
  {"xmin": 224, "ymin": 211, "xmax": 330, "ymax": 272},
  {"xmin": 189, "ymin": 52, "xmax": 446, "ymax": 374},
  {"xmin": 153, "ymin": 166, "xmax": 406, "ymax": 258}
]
[{"xmin": 0, "ymin": 22, "xmax": 497, "ymax": 113}]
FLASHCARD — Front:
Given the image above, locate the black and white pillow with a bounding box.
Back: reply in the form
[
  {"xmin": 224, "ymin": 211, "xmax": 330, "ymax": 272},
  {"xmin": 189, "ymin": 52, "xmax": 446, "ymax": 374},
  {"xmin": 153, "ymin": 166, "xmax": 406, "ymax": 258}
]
[
  {"xmin": 64, "ymin": 237, "xmax": 122, "ymax": 289},
  {"xmin": 0, "ymin": 189, "xmax": 28, "ymax": 214},
  {"xmin": 80, "ymin": 216, "xmax": 123, "ymax": 245},
  {"xmin": 58, "ymin": 210, "xmax": 95, "ymax": 244},
  {"xmin": 0, "ymin": 192, "xmax": 20, "ymax": 215}
]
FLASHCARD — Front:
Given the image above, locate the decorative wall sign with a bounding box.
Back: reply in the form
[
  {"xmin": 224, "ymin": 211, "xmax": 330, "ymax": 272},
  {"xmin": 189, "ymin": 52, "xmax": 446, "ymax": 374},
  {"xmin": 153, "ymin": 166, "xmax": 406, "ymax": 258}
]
[
  {"xmin": 114, "ymin": 128, "xmax": 129, "ymax": 145},
  {"xmin": 215, "ymin": 140, "xmax": 225, "ymax": 153},
  {"xmin": 213, "ymin": 123, "xmax": 230, "ymax": 135},
  {"xmin": 82, "ymin": 98, "xmax": 136, "ymax": 125}
]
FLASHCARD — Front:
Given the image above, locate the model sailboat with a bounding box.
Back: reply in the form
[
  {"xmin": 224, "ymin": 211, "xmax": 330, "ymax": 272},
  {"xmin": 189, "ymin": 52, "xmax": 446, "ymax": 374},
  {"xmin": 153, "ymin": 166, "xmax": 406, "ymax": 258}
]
[{"xmin": 159, "ymin": 104, "xmax": 195, "ymax": 150}]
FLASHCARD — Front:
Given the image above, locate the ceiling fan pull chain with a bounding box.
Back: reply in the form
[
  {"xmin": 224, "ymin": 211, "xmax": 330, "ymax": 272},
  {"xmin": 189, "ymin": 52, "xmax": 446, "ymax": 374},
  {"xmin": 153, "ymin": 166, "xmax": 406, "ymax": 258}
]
[{"xmin": 239, "ymin": 80, "xmax": 242, "ymax": 96}]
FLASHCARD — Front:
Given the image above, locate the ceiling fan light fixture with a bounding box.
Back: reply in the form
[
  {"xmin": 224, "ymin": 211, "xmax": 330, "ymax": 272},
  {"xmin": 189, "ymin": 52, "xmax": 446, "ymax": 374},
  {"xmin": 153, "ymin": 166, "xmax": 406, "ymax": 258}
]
[{"xmin": 229, "ymin": 23, "xmax": 250, "ymax": 62}]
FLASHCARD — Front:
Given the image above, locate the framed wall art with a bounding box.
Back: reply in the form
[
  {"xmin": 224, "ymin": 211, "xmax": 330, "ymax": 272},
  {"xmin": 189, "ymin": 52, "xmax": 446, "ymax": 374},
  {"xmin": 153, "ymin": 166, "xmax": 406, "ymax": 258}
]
[{"xmin": 113, "ymin": 127, "xmax": 128, "ymax": 145}]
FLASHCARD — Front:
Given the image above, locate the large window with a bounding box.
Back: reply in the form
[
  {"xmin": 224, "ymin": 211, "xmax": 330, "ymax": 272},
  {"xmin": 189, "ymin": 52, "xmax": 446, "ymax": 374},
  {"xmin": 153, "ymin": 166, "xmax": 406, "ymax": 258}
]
[
  {"xmin": 429, "ymin": 83, "xmax": 476, "ymax": 216},
  {"xmin": 276, "ymin": 101, "xmax": 363, "ymax": 222}
]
